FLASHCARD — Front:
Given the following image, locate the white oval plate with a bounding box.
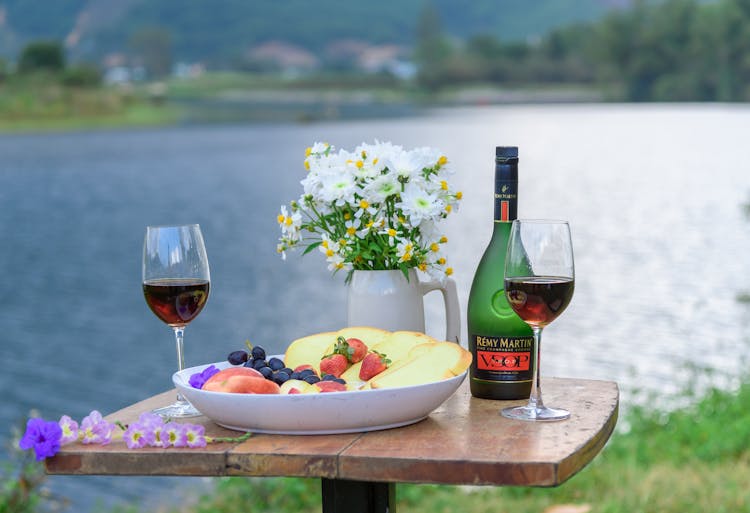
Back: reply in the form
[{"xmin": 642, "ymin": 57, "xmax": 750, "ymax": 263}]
[{"xmin": 173, "ymin": 360, "xmax": 466, "ymax": 435}]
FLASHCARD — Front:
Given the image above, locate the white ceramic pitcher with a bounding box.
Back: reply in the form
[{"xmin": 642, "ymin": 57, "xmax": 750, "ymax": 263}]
[{"xmin": 346, "ymin": 269, "xmax": 461, "ymax": 343}]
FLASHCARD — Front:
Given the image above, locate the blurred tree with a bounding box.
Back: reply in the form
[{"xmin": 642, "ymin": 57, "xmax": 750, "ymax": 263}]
[
  {"xmin": 414, "ymin": 0, "xmax": 452, "ymax": 91},
  {"xmin": 129, "ymin": 26, "xmax": 173, "ymax": 79},
  {"xmin": 17, "ymin": 40, "xmax": 66, "ymax": 73}
]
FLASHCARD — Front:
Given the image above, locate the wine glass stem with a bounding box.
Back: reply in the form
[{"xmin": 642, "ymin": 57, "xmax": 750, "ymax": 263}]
[
  {"xmin": 172, "ymin": 326, "xmax": 188, "ymax": 404},
  {"xmin": 528, "ymin": 326, "xmax": 545, "ymax": 410}
]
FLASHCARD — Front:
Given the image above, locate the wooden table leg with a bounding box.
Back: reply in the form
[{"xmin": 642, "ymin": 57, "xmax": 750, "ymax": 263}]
[{"xmin": 321, "ymin": 478, "xmax": 396, "ymax": 513}]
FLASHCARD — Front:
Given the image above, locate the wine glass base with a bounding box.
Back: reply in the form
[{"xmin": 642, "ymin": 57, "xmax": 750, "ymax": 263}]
[
  {"xmin": 501, "ymin": 404, "xmax": 570, "ymax": 422},
  {"xmin": 152, "ymin": 401, "xmax": 202, "ymax": 419}
]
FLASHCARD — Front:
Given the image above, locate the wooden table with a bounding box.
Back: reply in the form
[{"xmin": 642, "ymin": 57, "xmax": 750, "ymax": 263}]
[{"xmin": 45, "ymin": 377, "xmax": 619, "ymax": 513}]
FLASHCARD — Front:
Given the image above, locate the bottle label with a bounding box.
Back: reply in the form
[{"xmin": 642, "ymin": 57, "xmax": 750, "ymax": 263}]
[
  {"xmin": 494, "ymin": 180, "xmax": 517, "ymax": 222},
  {"xmin": 470, "ymin": 333, "xmax": 534, "ymax": 382}
]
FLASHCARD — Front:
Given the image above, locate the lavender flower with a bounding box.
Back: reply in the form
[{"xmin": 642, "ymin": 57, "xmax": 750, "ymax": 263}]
[
  {"xmin": 58, "ymin": 415, "xmax": 79, "ymax": 445},
  {"xmin": 182, "ymin": 424, "xmax": 207, "ymax": 448},
  {"xmin": 123, "ymin": 422, "xmax": 152, "ymax": 449},
  {"xmin": 80, "ymin": 410, "xmax": 115, "ymax": 445},
  {"xmin": 165, "ymin": 423, "xmax": 188, "ymax": 447},
  {"xmin": 189, "ymin": 364, "xmax": 220, "ymax": 389},
  {"xmin": 19, "ymin": 418, "xmax": 62, "ymax": 461}
]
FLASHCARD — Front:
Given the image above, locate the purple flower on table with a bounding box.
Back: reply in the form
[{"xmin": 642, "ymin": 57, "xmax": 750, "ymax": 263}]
[
  {"xmin": 58, "ymin": 415, "xmax": 79, "ymax": 445},
  {"xmin": 182, "ymin": 424, "xmax": 207, "ymax": 448},
  {"xmin": 189, "ymin": 364, "xmax": 220, "ymax": 389},
  {"xmin": 123, "ymin": 421, "xmax": 154, "ymax": 449},
  {"xmin": 19, "ymin": 418, "xmax": 62, "ymax": 461},
  {"xmin": 80, "ymin": 410, "xmax": 115, "ymax": 445},
  {"xmin": 136, "ymin": 412, "xmax": 168, "ymax": 447},
  {"xmin": 165, "ymin": 423, "xmax": 188, "ymax": 447}
]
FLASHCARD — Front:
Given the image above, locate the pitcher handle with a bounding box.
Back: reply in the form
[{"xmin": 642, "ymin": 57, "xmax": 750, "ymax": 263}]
[{"xmin": 419, "ymin": 277, "xmax": 461, "ymax": 344}]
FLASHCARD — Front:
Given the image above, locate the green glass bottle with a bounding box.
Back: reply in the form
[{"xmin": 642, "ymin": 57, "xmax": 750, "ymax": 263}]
[{"xmin": 467, "ymin": 146, "xmax": 535, "ymax": 400}]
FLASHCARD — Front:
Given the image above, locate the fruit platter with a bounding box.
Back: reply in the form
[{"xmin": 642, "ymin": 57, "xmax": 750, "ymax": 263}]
[{"xmin": 173, "ymin": 327, "xmax": 472, "ymax": 434}]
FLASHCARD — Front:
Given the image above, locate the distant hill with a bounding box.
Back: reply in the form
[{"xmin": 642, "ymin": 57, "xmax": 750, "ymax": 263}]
[{"xmin": 0, "ymin": 0, "xmax": 630, "ymax": 65}]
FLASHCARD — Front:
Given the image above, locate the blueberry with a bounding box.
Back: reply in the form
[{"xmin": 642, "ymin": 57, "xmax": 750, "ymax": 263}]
[
  {"xmin": 322, "ymin": 374, "xmax": 337, "ymax": 381},
  {"xmin": 268, "ymin": 357, "xmax": 285, "ymax": 371},
  {"xmin": 228, "ymin": 350, "xmax": 249, "ymax": 365},
  {"xmin": 303, "ymin": 375, "xmax": 321, "ymax": 384},
  {"xmin": 251, "ymin": 346, "xmax": 266, "ymax": 361},
  {"xmin": 259, "ymin": 367, "xmax": 274, "ymax": 379},
  {"xmin": 253, "ymin": 359, "xmax": 268, "ymax": 370}
]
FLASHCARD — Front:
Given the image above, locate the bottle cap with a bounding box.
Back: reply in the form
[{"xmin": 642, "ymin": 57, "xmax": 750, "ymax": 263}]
[{"xmin": 495, "ymin": 146, "xmax": 518, "ymax": 158}]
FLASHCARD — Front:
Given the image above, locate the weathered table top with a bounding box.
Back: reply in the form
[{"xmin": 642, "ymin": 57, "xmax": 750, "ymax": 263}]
[{"xmin": 46, "ymin": 377, "xmax": 618, "ymax": 488}]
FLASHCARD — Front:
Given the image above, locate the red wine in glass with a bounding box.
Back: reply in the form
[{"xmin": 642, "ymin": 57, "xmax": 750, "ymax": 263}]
[
  {"xmin": 143, "ymin": 279, "xmax": 210, "ymax": 327},
  {"xmin": 505, "ymin": 276, "xmax": 574, "ymax": 328},
  {"xmin": 502, "ymin": 220, "xmax": 575, "ymax": 422},
  {"xmin": 143, "ymin": 224, "xmax": 210, "ymax": 418}
]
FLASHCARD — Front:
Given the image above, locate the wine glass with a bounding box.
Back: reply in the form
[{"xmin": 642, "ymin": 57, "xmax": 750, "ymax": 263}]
[
  {"xmin": 142, "ymin": 224, "xmax": 210, "ymax": 418},
  {"xmin": 501, "ymin": 220, "xmax": 574, "ymax": 421}
]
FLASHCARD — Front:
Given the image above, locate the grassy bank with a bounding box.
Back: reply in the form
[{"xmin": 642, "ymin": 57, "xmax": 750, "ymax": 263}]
[{"xmin": 91, "ymin": 378, "xmax": 749, "ymax": 513}]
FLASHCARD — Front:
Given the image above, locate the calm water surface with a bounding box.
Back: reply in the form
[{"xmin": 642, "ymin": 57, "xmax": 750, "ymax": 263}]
[{"xmin": 2, "ymin": 104, "xmax": 749, "ymax": 511}]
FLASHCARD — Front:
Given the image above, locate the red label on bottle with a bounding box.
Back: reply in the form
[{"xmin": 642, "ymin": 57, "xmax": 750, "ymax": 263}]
[
  {"xmin": 501, "ymin": 201, "xmax": 509, "ymax": 221},
  {"xmin": 476, "ymin": 350, "xmax": 530, "ymax": 371}
]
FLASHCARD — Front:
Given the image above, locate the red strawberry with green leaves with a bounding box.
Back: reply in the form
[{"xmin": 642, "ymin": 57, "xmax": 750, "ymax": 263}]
[
  {"xmin": 359, "ymin": 350, "xmax": 391, "ymax": 381},
  {"xmin": 342, "ymin": 336, "xmax": 368, "ymax": 363},
  {"xmin": 320, "ymin": 353, "xmax": 348, "ymax": 378}
]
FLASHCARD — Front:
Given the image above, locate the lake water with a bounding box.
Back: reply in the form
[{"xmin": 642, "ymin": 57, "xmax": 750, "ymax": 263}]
[{"xmin": 2, "ymin": 103, "xmax": 750, "ymax": 511}]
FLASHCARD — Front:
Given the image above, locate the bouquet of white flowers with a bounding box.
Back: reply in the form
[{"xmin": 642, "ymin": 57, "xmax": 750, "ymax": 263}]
[{"xmin": 277, "ymin": 141, "xmax": 462, "ymax": 280}]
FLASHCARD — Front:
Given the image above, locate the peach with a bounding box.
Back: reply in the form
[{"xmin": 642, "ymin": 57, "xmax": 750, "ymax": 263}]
[
  {"xmin": 203, "ymin": 367, "xmax": 279, "ymax": 394},
  {"xmin": 314, "ymin": 380, "xmax": 348, "ymax": 393}
]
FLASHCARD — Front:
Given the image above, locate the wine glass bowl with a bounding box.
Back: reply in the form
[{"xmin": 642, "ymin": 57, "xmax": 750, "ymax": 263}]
[
  {"xmin": 143, "ymin": 224, "xmax": 210, "ymax": 418},
  {"xmin": 501, "ymin": 220, "xmax": 574, "ymax": 421}
]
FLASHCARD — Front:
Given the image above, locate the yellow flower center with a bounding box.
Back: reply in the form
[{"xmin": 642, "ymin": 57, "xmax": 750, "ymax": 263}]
[
  {"xmin": 439, "ymin": 236, "xmax": 448, "ymax": 243},
  {"xmin": 387, "ymin": 228, "xmax": 397, "ymax": 237},
  {"xmin": 321, "ymin": 240, "xmax": 329, "ymax": 249},
  {"xmin": 347, "ymin": 226, "xmax": 357, "ymax": 236},
  {"xmin": 373, "ymin": 158, "xmax": 379, "ymax": 165},
  {"xmin": 326, "ymin": 249, "xmax": 335, "ymax": 257},
  {"xmin": 430, "ymin": 243, "xmax": 440, "ymax": 252},
  {"xmin": 445, "ymin": 205, "xmax": 452, "ymax": 213},
  {"xmin": 277, "ymin": 214, "xmax": 285, "ymax": 224},
  {"xmin": 305, "ymin": 147, "xmax": 312, "ymax": 157},
  {"xmin": 418, "ymin": 262, "xmax": 427, "ymax": 271},
  {"xmin": 438, "ymin": 155, "xmax": 448, "ymax": 166},
  {"xmin": 356, "ymin": 160, "xmax": 364, "ymax": 169},
  {"xmin": 440, "ymin": 180, "xmax": 448, "ymax": 190},
  {"xmin": 344, "ymin": 212, "xmax": 352, "ymax": 220},
  {"xmin": 456, "ymin": 191, "xmax": 463, "ymax": 200},
  {"xmin": 304, "ymin": 160, "xmax": 310, "ymax": 170},
  {"xmin": 359, "ymin": 199, "xmax": 369, "ymax": 209},
  {"xmin": 285, "ymin": 217, "xmax": 293, "ymax": 226},
  {"xmin": 437, "ymin": 257, "xmax": 446, "ymax": 265},
  {"xmin": 445, "ymin": 267, "xmax": 454, "ymax": 276}
]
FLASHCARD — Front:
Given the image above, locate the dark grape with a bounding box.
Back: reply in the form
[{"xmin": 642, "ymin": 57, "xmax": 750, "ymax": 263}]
[
  {"xmin": 299, "ymin": 369, "xmax": 315, "ymax": 378},
  {"xmin": 290, "ymin": 372, "xmax": 301, "ymax": 380},
  {"xmin": 268, "ymin": 357, "xmax": 285, "ymax": 371},
  {"xmin": 281, "ymin": 368, "xmax": 294, "ymax": 375},
  {"xmin": 227, "ymin": 350, "xmax": 249, "ymax": 365},
  {"xmin": 273, "ymin": 372, "xmax": 290, "ymax": 385},
  {"xmin": 259, "ymin": 367, "xmax": 274, "ymax": 379},
  {"xmin": 252, "ymin": 359, "xmax": 268, "ymax": 370},
  {"xmin": 303, "ymin": 375, "xmax": 321, "ymax": 384},
  {"xmin": 243, "ymin": 360, "xmax": 255, "ymax": 368},
  {"xmin": 322, "ymin": 374, "xmax": 337, "ymax": 381},
  {"xmin": 251, "ymin": 346, "xmax": 266, "ymax": 361},
  {"xmin": 333, "ymin": 378, "xmax": 347, "ymax": 385}
]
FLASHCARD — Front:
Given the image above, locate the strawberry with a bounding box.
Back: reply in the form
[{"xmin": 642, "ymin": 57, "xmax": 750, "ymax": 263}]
[
  {"xmin": 320, "ymin": 353, "xmax": 348, "ymax": 378},
  {"xmin": 359, "ymin": 350, "xmax": 391, "ymax": 381},
  {"xmin": 343, "ymin": 337, "xmax": 368, "ymax": 363}
]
